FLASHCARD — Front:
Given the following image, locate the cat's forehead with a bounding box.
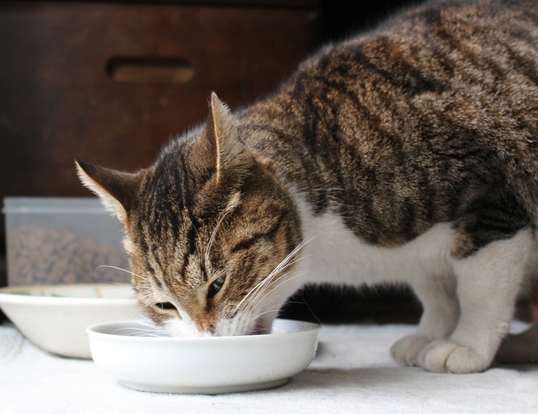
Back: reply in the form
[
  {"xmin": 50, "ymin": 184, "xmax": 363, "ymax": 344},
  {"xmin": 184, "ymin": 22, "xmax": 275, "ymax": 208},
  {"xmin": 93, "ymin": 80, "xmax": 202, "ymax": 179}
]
[
  {"xmin": 134, "ymin": 148, "xmax": 230, "ymax": 237},
  {"xmin": 150, "ymin": 143, "xmax": 207, "ymax": 202}
]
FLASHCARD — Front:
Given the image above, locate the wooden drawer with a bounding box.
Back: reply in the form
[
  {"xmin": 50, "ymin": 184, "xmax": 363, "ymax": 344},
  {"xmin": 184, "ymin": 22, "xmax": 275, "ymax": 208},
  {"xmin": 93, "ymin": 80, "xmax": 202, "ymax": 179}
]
[{"xmin": 0, "ymin": 1, "xmax": 318, "ymax": 196}]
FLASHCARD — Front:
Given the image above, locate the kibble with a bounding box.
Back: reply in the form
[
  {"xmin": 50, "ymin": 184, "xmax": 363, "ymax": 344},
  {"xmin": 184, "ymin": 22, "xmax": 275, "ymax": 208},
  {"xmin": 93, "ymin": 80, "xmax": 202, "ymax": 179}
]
[{"xmin": 7, "ymin": 226, "xmax": 130, "ymax": 286}]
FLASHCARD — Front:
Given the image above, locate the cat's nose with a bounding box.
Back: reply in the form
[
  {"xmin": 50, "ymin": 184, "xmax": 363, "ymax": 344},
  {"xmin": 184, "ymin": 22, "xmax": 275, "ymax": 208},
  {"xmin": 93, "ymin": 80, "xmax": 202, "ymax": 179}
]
[
  {"xmin": 195, "ymin": 317, "xmax": 217, "ymax": 336},
  {"xmin": 203, "ymin": 323, "xmax": 216, "ymax": 335}
]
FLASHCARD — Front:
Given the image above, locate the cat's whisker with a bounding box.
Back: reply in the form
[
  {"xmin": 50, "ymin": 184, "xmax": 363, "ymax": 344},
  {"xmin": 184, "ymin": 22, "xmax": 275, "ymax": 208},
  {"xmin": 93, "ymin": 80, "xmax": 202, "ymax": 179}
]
[
  {"xmin": 238, "ymin": 253, "xmax": 312, "ymax": 324},
  {"xmin": 238, "ymin": 282, "xmax": 311, "ymax": 335},
  {"xmin": 127, "ymin": 332, "xmax": 171, "ymax": 338},
  {"xmin": 232, "ymin": 245, "xmax": 300, "ymax": 315},
  {"xmin": 241, "ymin": 255, "xmax": 306, "ymax": 313},
  {"xmin": 204, "ymin": 209, "xmax": 233, "ymax": 272},
  {"xmin": 121, "ymin": 321, "xmax": 168, "ymax": 334},
  {"xmin": 113, "ymin": 327, "xmax": 159, "ymax": 333},
  {"xmin": 240, "ymin": 243, "xmax": 311, "ymax": 314},
  {"xmin": 243, "ymin": 303, "xmax": 286, "ymax": 327},
  {"xmin": 130, "ymin": 317, "xmax": 160, "ymax": 328},
  {"xmin": 110, "ymin": 326, "xmax": 168, "ymax": 337},
  {"xmin": 243, "ymin": 260, "xmax": 308, "ymax": 317},
  {"xmin": 251, "ymin": 236, "xmax": 312, "ymax": 288},
  {"xmin": 95, "ymin": 265, "xmax": 146, "ymax": 281},
  {"xmin": 234, "ymin": 238, "xmax": 313, "ymax": 315}
]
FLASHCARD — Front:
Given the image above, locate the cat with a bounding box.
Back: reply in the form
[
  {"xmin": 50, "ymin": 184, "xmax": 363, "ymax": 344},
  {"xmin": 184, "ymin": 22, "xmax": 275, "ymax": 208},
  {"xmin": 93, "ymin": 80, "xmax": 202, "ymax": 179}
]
[{"xmin": 76, "ymin": 0, "xmax": 538, "ymax": 374}]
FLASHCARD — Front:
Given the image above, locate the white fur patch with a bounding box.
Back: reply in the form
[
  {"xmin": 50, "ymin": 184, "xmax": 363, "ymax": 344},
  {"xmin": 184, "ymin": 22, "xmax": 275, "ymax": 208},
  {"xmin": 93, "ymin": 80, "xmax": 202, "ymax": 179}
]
[
  {"xmin": 163, "ymin": 304, "xmax": 211, "ymax": 337},
  {"xmin": 298, "ymin": 204, "xmax": 455, "ymax": 286}
]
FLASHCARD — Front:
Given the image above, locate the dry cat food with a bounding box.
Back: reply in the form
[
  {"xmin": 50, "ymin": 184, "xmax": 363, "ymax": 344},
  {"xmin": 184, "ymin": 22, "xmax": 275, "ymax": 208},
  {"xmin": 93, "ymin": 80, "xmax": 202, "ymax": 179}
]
[{"xmin": 8, "ymin": 226, "xmax": 130, "ymax": 286}]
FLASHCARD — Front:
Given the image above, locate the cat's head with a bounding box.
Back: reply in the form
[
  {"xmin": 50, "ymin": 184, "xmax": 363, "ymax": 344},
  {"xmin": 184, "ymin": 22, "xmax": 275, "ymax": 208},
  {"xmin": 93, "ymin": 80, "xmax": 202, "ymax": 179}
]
[{"xmin": 76, "ymin": 93, "xmax": 305, "ymax": 336}]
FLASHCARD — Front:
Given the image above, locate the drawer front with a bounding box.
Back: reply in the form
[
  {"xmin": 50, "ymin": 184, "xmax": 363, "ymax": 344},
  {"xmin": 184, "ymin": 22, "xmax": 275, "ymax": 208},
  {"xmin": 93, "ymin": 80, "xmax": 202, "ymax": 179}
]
[{"xmin": 0, "ymin": 1, "xmax": 318, "ymax": 197}]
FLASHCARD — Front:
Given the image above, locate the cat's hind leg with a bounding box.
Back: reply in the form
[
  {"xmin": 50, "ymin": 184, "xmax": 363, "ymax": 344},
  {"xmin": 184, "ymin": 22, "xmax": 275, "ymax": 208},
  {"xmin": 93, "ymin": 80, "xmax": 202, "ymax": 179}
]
[
  {"xmin": 416, "ymin": 228, "xmax": 533, "ymax": 373},
  {"xmin": 390, "ymin": 274, "xmax": 459, "ymax": 366}
]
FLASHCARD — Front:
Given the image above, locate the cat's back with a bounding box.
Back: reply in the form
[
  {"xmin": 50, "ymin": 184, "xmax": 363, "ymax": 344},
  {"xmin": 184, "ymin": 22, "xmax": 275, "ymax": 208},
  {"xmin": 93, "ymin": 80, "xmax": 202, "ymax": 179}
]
[
  {"xmin": 317, "ymin": 0, "xmax": 538, "ymax": 170},
  {"xmin": 244, "ymin": 0, "xmax": 538, "ymax": 171},
  {"xmin": 294, "ymin": 0, "xmax": 538, "ymax": 129},
  {"xmin": 239, "ymin": 0, "xmax": 538, "ymax": 247}
]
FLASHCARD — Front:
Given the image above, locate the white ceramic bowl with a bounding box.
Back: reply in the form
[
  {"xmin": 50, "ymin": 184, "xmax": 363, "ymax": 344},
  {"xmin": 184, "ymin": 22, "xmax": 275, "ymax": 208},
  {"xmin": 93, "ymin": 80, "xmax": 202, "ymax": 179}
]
[
  {"xmin": 0, "ymin": 284, "xmax": 140, "ymax": 359},
  {"xmin": 87, "ymin": 318, "xmax": 320, "ymax": 394}
]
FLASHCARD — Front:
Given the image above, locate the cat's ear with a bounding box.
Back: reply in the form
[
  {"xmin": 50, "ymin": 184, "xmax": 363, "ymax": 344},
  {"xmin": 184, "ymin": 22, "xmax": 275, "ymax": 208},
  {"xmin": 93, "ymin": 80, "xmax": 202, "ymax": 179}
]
[
  {"xmin": 193, "ymin": 92, "xmax": 252, "ymax": 182},
  {"xmin": 75, "ymin": 160, "xmax": 145, "ymax": 225}
]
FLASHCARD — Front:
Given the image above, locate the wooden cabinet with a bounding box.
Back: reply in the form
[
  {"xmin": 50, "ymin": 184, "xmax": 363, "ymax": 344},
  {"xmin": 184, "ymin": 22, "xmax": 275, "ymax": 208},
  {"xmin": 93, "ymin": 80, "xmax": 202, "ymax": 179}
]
[{"xmin": 0, "ymin": 0, "xmax": 319, "ymax": 285}]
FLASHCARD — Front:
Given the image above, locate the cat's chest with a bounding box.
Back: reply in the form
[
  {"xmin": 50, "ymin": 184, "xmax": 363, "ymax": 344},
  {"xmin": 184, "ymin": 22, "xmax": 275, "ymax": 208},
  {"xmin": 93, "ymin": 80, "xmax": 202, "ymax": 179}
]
[{"xmin": 300, "ymin": 209, "xmax": 456, "ymax": 285}]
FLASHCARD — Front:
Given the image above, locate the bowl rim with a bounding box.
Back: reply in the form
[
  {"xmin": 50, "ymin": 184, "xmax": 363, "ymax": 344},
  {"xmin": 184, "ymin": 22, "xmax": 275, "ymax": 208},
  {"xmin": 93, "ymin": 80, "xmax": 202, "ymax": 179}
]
[
  {"xmin": 0, "ymin": 283, "xmax": 136, "ymax": 306},
  {"xmin": 86, "ymin": 318, "xmax": 321, "ymax": 344}
]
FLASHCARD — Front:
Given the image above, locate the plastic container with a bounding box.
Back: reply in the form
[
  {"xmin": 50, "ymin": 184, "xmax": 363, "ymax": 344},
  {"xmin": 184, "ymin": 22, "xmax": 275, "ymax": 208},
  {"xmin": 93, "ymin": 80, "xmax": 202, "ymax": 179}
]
[{"xmin": 3, "ymin": 197, "xmax": 130, "ymax": 286}]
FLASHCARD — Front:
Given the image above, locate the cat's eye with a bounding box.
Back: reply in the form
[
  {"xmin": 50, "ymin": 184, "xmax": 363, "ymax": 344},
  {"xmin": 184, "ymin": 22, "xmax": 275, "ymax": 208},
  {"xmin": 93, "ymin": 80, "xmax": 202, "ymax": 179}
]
[
  {"xmin": 207, "ymin": 276, "xmax": 225, "ymax": 299},
  {"xmin": 155, "ymin": 302, "xmax": 176, "ymax": 311}
]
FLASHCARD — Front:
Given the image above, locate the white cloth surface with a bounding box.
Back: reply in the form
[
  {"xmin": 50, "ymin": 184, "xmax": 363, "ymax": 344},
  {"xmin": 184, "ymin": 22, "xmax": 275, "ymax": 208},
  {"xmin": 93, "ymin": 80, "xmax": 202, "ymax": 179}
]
[{"xmin": 0, "ymin": 322, "xmax": 537, "ymax": 414}]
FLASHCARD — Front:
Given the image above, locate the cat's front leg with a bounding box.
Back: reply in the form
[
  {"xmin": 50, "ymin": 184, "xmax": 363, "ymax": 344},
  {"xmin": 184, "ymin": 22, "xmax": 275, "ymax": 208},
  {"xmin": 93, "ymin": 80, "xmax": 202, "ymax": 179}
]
[
  {"xmin": 390, "ymin": 275, "xmax": 459, "ymax": 366},
  {"xmin": 416, "ymin": 229, "xmax": 532, "ymax": 373}
]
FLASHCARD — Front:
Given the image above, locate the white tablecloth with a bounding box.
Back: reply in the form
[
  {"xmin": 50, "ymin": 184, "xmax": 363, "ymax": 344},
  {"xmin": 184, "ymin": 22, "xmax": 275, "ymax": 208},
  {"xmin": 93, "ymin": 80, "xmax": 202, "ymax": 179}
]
[{"xmin": 1, "ymin": 322, "xmax": 537, "ymax": 413}]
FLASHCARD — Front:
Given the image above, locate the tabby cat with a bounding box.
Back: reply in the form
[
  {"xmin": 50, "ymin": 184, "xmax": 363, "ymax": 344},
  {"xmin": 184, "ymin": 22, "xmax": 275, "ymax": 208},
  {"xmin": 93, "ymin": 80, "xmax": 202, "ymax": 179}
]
[{"xmin": 77, "ymin": 0, "xmax": 538, "ymax": 373}]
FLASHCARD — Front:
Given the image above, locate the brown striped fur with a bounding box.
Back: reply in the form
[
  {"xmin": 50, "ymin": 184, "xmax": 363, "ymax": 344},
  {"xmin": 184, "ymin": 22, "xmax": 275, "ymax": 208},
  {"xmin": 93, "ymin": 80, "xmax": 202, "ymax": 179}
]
[{"xmin": 78, "ymin": 0, "xmax": 538, "ymax": 372}]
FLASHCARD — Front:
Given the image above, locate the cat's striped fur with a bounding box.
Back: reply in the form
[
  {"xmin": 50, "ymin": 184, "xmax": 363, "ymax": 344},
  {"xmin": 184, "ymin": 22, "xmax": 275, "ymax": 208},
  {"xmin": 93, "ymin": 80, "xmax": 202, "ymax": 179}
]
[{"xmin": 77, "ymin": 0, "xmax": 538, "ymax": 372}]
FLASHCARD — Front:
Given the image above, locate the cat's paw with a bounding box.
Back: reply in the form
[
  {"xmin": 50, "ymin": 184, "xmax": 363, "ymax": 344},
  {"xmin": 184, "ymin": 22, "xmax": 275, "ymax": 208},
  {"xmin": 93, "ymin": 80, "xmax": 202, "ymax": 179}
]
[
  {"xmin": 417, "ymin": 340, "xmax": 491, "ymax": 373},
  {"xmin": 390, "ymin": 335, "xmax": 431, "ymax": 366}
]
